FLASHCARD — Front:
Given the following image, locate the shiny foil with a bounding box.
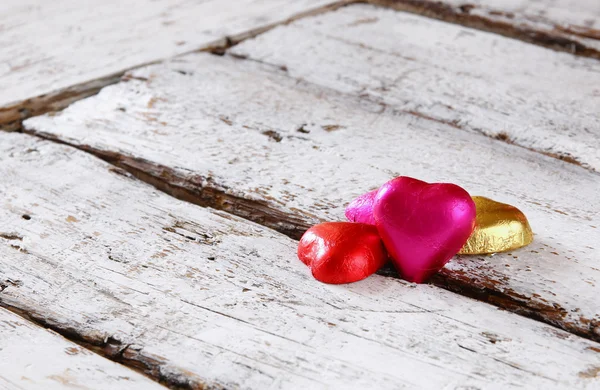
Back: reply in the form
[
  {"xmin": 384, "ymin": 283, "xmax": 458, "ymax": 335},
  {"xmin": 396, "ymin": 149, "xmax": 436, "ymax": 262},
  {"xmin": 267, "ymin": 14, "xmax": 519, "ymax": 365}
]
[
  {"xmin": 459, "ymin": 196, "xmax": 533, "ymax": 254},
  {"xmin": 297, "ymin": 222, "xmax": 387, "ymax": 284},
  {"xmin": 373, "ymin": 177, "xmax": 476, "ymax": 283},
  {"xmin": 345, "ymin": 189, "xmax": 377, "ymax": 225}
]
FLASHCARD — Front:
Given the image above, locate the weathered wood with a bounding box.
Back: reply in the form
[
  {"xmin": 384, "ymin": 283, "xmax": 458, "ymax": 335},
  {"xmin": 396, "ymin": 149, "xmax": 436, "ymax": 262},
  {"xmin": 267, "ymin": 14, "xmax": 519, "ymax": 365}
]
[
  {"xmin": 2, "ymin": 132, "xmax": 600, "ymax": 388},
  {"xmin": 2, "ymin": 0, "xmax": 598, "ymax": 132},
  {"xmin": 231, "ymin": 4, "xmax": 600, "ymax": 172},
  {"xmin": 367, "ymin": 0, "xmax": 600, "ymax": 59},
  {"xmin": 24, "ymin": 49, "xmax": 600, "ymax": 342},
  {"xmin": 0, "ymin": 307, "xmax": 164, "ymax": 390},
  {"xmin": 0, "ymin": 0, "xmax": 348, "ymax": 129}
]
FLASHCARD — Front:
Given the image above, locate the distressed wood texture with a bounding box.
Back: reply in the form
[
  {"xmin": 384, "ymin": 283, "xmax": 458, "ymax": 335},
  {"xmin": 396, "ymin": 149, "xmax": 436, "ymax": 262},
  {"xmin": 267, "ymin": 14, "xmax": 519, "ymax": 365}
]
[
  {"xmin": 2, "ymin": 0, "xmax": 599, "ymax": 131},
  {"xmin": 2, "ymin": 132, "xmax": 600, "ymax": 389},
  {"xmin": 368, "ymin": 0, "xmax": 600, "ymax": 58},
  {"xmin": 0, "ymin": 0, "xmax": 347, "ymax": 129},
  {"xmin": 24, "ymin": 46, "xmax": 600, "ymax": 341},
  {"xmin": 230, "ymin": 5, "xmax": 600, "ymax": 172},
  {"xmin": 0, "ymin": 307, "xmax": 164, "ymax": 390}
]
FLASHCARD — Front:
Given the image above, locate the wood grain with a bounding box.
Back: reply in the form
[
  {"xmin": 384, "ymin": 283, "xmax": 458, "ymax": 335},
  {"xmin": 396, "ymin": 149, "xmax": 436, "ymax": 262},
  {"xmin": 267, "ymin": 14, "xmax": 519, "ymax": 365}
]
[
  {"xmin": 0, "ymin": 0, "xmax": 348, "ymax": 129},
  {"xmin": 0, "ymin": 307, "xmax": 164, "ymax": 390},
  {"xmin": 367, "ymin": 0, "xmax": 600, "ymax": 58},
  {"xmin": 2, "ymin": 132, "xmax": 600, "ymax": 388},
  {"xmin": 2, "ymin": 0, "xmax": 597, "ymax": 132},
  {"xmin": 2, "ymin": 0, "xmax": 598, "ymax": 131},
  {"xmin": 231, "ymin": 4, "xmax": 600, "ymax": 172},
  {"xmin": 24, "ymin": 49, "xmax": 600, "ymax": 342}
]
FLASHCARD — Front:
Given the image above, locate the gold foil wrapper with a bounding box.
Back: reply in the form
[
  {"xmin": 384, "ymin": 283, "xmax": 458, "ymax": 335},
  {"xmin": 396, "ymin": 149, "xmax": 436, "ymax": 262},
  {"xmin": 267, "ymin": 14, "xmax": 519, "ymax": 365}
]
[{"xmin": 459, "ymin": 196, "xmax": 533, "ymax": 255}]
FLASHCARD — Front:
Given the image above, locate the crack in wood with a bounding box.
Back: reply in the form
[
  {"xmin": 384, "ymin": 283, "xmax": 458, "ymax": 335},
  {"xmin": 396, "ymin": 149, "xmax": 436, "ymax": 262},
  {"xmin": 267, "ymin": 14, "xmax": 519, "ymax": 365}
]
[
  {"xmin": 493, "ymin": 132, "xmax": 586, "ymax": 169},
  {"xmin": 0, "ymin": 74, "xmax": 123, "ymax": 132},
  {"xmin": 3, "ymin": 3, "xmax": 600, "ymax": 382},
  {"xmin": 2, "ymin": 0, "xmax": 597, "ymax": 135},
  {"xmin": 0, "ymin": 233, "xmax": 23, "ymax": 241},
  {"xmin": 378, "ymin": 262, "xmax": 600, "ymax": 341},
  {"xmin": 3, "ymin": 2, "xmax": 598, "ymax": 387},
  {"xmin": 0, "ymin": 279, "xmax": 23, "ymax": 292},
  {"xmin": 0, "ymin": 303, "xmax": 210, "ymax": 389},
  {"xmin": 364, "ymin": 0, "xmax": 600, "ymax": 59},
  {"xmin": 225, "ymin": 52, "xmax": 596, "ymax": 173},
  {"xmin": 0, "ymin": 0, "xmax": 356, "ymax": 132},
  {"xmin": 23, "ymin": 129, "xmax": 313, "ymax": 240},
  {"xmin": 430, "ymin": 271, "xmax": 600, "ymax": 342},
  {"xmin": 24, "ymin": 128, "xmax": 600, "ymax": 345},
  {"xmin": 0, "ymin": 306, "xmax": 167, "ymax": 388},
  {"xmin": 555, "ymin": 25, "xmax": 600, "ymax": 41}
]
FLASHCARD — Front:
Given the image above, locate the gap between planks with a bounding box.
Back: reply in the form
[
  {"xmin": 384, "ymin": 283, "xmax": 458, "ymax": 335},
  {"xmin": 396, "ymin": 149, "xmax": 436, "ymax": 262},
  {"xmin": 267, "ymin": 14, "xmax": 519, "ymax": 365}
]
[
  {"xmin": 19, "ymin": 3, "xmax": 600, "ymax": 338},
  {"xmin": 22, "ymin": 47, "xmax": 600, "ymax": 344},
  {"xmin": 6, "ymin": 11, "xmax": 599, "ymax": 176},
  {"xmin": 0, "ymin": 0, "xmax": 355, "ymax": 132},
  {"xmin": 1, "ymin": 305, "xmax": 184, "ymax": 390},
  {"xmin": 227, "ymin": 4, "xmax": 599, "ymax": 173},
  {"xmin": 0, "ymin": 306, "xmax": 168, "ymax": 390},
  {"xmin": 364, "ymin": 0, "xmax": 600, "ymax": 59},
  {"xmin": 1, "ymin": 0, "xmax": 599, "ymax": 133},
  {"xmin": 225, "ymin": 50, "xmax": 598, "ymax": 174},
  {"xmin": 1, "ymin": 132, "xmax": 600, "ymax": 389},
  {"xmin": 3, "ymin": 2, "xmax": 598, "ymax": 387},
  {"xmin": 2, "ymin": 239, "xmax": 177, "ymax": 388},
  {"xmin": 6, "ymin": 0, "xmax": 600, "ymax": 337},
  {"xmin": 26, "ymin": 124, "xmax": 600, "ymax": 345}
]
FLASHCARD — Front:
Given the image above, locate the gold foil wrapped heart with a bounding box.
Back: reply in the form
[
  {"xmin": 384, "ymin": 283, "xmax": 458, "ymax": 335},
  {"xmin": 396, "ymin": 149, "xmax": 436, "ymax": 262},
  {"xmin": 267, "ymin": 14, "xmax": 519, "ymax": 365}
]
[{"xmin": 459, "ymin": 196, "xmax": 533, "ymax": 255}]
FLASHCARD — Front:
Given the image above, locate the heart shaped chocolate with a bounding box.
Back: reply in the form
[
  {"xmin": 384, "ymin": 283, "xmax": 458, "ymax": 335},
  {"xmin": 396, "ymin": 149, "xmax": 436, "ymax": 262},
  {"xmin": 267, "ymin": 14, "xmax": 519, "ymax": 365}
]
[
  {"xmin": 373, "ymin": 177, "xmax": 476, "ymax": 283},
  {"xmin": 346, "ymin": 189, "xmax": 533, "ymax": 256},
  {"xmin": 345, "ymin": 189, "xmax": 377, "ymax": 225},
  {"xmin": 298, "ymin": 222, "xmax": 387, "ymax": 284},
  {"xmin": 459, "ymin": 196, "xmax": 533, "ymax": 254}
]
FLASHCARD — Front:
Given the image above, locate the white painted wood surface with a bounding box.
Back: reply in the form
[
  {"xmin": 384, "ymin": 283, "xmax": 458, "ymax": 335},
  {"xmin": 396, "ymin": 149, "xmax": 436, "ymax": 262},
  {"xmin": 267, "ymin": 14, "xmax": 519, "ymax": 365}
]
[
  {"xmin": 24, "ymin": 49, "xmax": 600, "ymax": 341},
  {"xmin": 2, "ymin": 0, "xmax": 598, "ymax": 128},
  {"xmin": 0, "ymin": 307, "xmax": 164, "ymax": 390},
  {"xmin": 0, "ymin": 0, "xmax": 345, "ymax": 126},
  {"xmin": 447, "ymin": 0, "xmax": 600, "ymax": 33},
  {"xmin": 231, "ymin": 5, "xmax": 600, "ymax": 172},
  {"xmin": 371, "ymin": 0, "xmax": 600, "ymax": 56},
  {"xmin": 2, "ymin": 132, "xmax": 600, "ymax": 388}
]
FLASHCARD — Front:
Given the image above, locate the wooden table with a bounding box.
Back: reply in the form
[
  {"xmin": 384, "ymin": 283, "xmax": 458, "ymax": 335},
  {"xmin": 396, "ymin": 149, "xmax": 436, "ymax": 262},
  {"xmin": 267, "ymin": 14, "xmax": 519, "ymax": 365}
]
[{"xmin": 1, "ymin": 1, "xmax": 599, "ymax": 388}]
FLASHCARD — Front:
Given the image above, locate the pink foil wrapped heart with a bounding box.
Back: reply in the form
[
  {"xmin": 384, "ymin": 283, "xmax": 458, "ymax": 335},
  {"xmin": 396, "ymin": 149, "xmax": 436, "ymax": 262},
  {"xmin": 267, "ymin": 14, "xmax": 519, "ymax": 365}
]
[
  {"xmin": 375, "ymin": 177, "xmax": 476, "ymax": 283},
  {"xmin": 345, "ymin": 189, "xmax": 377, "ymax": 225},
  {"xmin": 347, "ymin": 177, "xmax": 476, "ymax": 283}
]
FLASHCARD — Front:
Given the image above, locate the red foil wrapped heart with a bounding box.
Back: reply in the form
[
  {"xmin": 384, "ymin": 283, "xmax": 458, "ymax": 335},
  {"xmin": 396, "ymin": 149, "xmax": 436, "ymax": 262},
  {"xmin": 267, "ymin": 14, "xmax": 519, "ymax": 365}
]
[
  {"xmin": 374, "ymin": 177, "xmax": 476, "ymax": 283},
  {"xmin": 298, "ymin": 222, "xmax": 387, "ymax": 284}
]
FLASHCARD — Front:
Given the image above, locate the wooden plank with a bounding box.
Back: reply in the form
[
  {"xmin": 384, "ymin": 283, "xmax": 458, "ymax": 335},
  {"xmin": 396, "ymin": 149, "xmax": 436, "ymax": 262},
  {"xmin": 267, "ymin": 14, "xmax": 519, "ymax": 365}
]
[
  {"xmin": 2, "ymin": 0, "xmax": 597, "ymax": 131},
  {"xmin": 23, "ymin": 48, "xmax": 600, "ymax": 342},
  {"xmin": 0, "ymin": 307, "xmax": 164, "ymax": 390},
  {"xmin": 367, "ymin": 0, "xmax": 600, "ymax": 59},
  {"xmin": 2, "ymin": 0, "xmax": 597, "ymax": 130},
  {"xmin": 2, "ymin": 133, "xmax": 600, "ymax": 389},
  {"xmin": 231, "ymin": 4, "xmax": 600, "ymax": 172},
  {"xmin": 0, "ymin": 0, "xmax": 347, "ymax": 129}
]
